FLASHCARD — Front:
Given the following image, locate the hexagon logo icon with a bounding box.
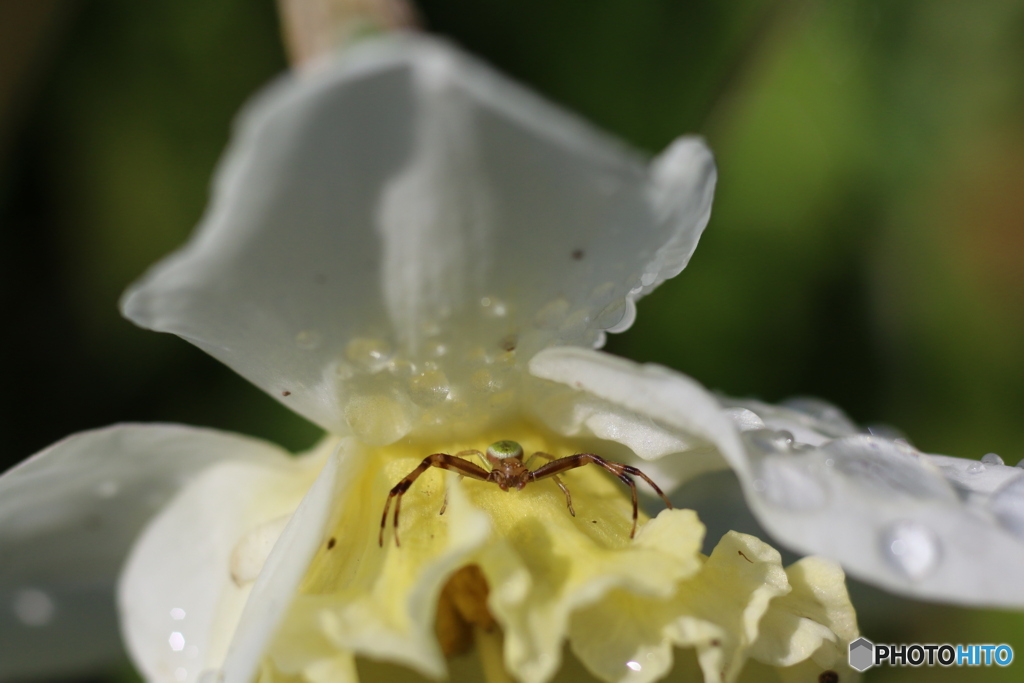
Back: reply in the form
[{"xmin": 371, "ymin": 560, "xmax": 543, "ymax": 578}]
[{"xmin": 849, "ymin": 637, "xmax": 875, "ymax": 672}]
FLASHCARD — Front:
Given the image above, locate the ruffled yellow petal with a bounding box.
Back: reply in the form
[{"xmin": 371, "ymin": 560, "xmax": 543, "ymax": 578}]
[
  {"xmin": 260, "ymin": 426, "xmax": 857, "ymax": 683},
  {"xmin": 749, "ymin": 556, "xmax": 860, "ymax": 682}
]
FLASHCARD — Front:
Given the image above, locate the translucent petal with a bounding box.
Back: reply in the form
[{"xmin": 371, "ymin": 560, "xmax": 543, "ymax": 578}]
[
  {"xmin": 118, "ymin": 438, "xmax": 330, "ymax": 683},
  {"xmin": 122, "ymin": 34, "xmax": 716, "ymax": 440},
  {"xmin": 0, "ymin": 424, "xmax": 290, "ymax": 680},
  {"xmin": 734, "ymin": 406, "xmax": 1024, "ymax": 607},
  {"xmin": 527, "ymin": 347, "xmax": 738, "ymax": 489},
  {"xmin": 222, "ymin": 439, "xmax": 348, "ymax": 683},
  {"xmin": 532, "ymin": 349, "xmax": 1024, "ymax": 606}
]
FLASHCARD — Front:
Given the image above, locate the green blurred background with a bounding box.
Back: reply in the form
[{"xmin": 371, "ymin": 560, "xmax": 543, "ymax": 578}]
[{"xmin": 2, "ymin": 0, "xmax": 1023, "ymax": 681}]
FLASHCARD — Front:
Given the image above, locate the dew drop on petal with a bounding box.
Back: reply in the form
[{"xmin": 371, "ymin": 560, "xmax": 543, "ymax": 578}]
[
  {"xmin": 345, "ymin": 337, "xmax": 392, "ymax": 369},
  {"xmin": 724, "ymin": 407, "xmax": 766, "ymax": 432},
  {"xmin": 966, "ymin": 461, "xmax": 986, "ymax": 474},
  {"xmin": 559, "ymin": 308, "xmax": 592, "ymax": 335},
  {"xmin": 170, "ymin": 607, "xmax": 186, "ymax": 620},
  {"xmin": 408, "ymin": 369, "xmax": 450, "ymax": 406},
  {"xmin": 880, "ymin": 521, "xmax": 941, "ymax": 580},
  {"xmin": 981, "ymin": 453, "xmax": 1005, "ymax": 466},
  {"xmin": 344, "ymin": 392, "xmax": 413, "ymax": 446},
  {"xmin": 169, "ymin": 632, "xmax": 186, "ymax": 652},
  {"xmin": 294, "ymin": 329, "xmax": 322, "ymax": 351},
  {"xmin": 626, "ymin": 661, "xmax": 642, "ymax": 672},
  {"xmin": 867, "ymin": 424, "xmax": 908, "ymax": 441},
  {"xmin": 13, "ymin": 588, "xmax": 55, "ymax": 627},
  {"xmin": 480, "ymin": 296, "xmax": 508, "ymax": 318},
  {"xmin": 744, "ymin": 429, "xmax": 794, "ymax": 454},
  {"xmin": 470, "ymin": 368, "xmax": 504, "ymax": 394}
]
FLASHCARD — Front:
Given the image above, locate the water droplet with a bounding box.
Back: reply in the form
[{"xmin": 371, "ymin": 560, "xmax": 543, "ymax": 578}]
[
  {"xmin": 966, "ymin": 461, "xmax": 986, "ymax": 474},
  {"xmin": 533, "ymin": 298, "xmax": 569, "ymax": 329},
  {"xmin": 471, "ymin": 368, "xmax": 504, "ymax": 394},
  {"xmin": 744, "ymin": 429, "xmax": 794, "ymax": 454},
  {"xmin": 424, "ymin": 339, "xmax": 448, "ymax": 358},
  {"xmin": 866, "ymin": 424, "xmax": 909, "ymax": 442},
  {"xmin": 344, "ymin": 392, "xmax": 413, "ymax": 445},
  {"xmin": 989, "ymin": 476, "xmax": 1024, "ymax": 540},
  {"xmin": 825, "ymin": 458, "xmax": 835, "ymax": 467},
  {"xmin": 480, "ymin": 296, "xmax": 508, "ymax": 318},
  {"xmin": 294, "ymin": 329, "xmax": 322, "ymax": 351},
  {"xmin": 626, "ymin": 661, "xmax": 642, "ymax": 672},
  {"xmin": 559, "ymin": 308, "xmax": 592, "ymax": 334},
  {"xmin": 408, "ymin": 370, "xmax": 450, "ymax": 406},
  {"xmin": 170, "ymin": 607, "xmax": 186, "ymax": 620},
  {"xmin": 981, "ymin": 453, "xmax": 1004, "ymax": 466},
  {"xmin": 345, "ymin": 337, "xmax": 392, "ymax": 369},
  {"xmin": 880, "ymin": 521, "xmax": 941, "ymax": 580},
  {"xmin": 174, "ymin": 668, "xmax": 188, "ymax": 682},
  {"xmin": 724, "ymin": 407, "xmax": 766, "ymax": 432},
  {"xmin": 13, "ymin": 588, "xmax": 54, "ymax": 627},
  {"xmin": 1018, "ymin": 457, "xmax": 1024, "ymax": 469},
  {"xmin": 95, "ymin": 480, "xmax": 119, "ymax": 498},
  {"xmin": 169, "ymin": 632, "xmax": 186, "ymax": 652}
]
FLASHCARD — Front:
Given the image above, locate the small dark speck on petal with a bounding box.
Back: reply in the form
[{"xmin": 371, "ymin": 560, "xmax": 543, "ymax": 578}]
[
  {"xmin": 282, "ymin": 390, "xmax": 291, "ymax": 397},
  {"xmin": 710, "ymin": 639, "xmax": 721, "ymax": 647},
  {"xmin": 818, "ymin": 671, "xmax": 839, "ymax": 683},
  {"xmin": 327, "ymin": 537, "xmax": 336, "ymax": 550},
  {"xmin": 571, "ymin": 249, "xmax": 584, "ymax": 260},
  {"xmin": 738, "ymin": 550, "xmax": 753, "ymax": 563},
  {"xmin": 591, "ymin": 520, "xmax": 598, "ymax": 524}
]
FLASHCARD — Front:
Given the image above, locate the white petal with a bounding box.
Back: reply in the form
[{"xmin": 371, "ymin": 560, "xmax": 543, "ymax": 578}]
[
  {"xmin": 732, "ymin": 400, "xmax": 1024, "ymax": 607},
  {"xmin": 527, "ymin": 347, "xmax": 738, "ymax": 490},
  {"xmin": 220, "ymin": 439, "xmax": 345, "ymax": 683},
  {"xmin": 118, "ymin": 437, "xmax": 330, "ymax": 683},
  {"xmin": 122, "ymin": 34, "xmax": 716, "ymax": 440},
  {"xmin": 531, "ymin": 349, "xmax": 1024, "ymax": 606},
  {"xmin": 0, "ymin": 424, "xmax": 290, "ymax": 680}
]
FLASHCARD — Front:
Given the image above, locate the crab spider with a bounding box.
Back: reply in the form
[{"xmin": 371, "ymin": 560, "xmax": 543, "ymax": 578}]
[{"xmin": 379, "ymin": 440, "xmax": 673, "ymax": 547}]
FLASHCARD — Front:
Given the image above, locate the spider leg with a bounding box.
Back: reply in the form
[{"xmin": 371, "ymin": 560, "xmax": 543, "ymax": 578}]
[
  {"xmin": 529, "ymin": 454, "xmax": 672, "ymax": 538},
  {"xmin": 380, "ymin": 453, "xmax": 491, "ymax": 547},
  {"xmin": 439, "ymin": 450, "xmax": 485, "ymax": 515},
  {"xmin": 525, "ymin": 452, "xmax": 575, "ymax": 516}
]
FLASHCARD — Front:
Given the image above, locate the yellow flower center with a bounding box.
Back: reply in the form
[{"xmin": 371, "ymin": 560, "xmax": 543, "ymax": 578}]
[{"xmin": 258, "ymin": 424, "xmax": 859, "ymax": 683}]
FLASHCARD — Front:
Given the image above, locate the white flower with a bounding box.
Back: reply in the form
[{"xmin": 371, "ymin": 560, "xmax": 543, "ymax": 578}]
[{"xmin": 4, "ymin": 31, "xmax": 962, "ymax": 683}]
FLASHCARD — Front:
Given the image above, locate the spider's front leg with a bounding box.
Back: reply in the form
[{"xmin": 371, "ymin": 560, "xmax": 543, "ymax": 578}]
[
  {"xmin": 438, "ymin": 450, "xmax": 486, "ymax": 516},
  {"xmin": 528, "ymin": 453, "xmax": 672, "ymax": 538},
  {"xmin": 525, "ymin": 452, "xmax": 575, "ymax": 516},
  {"xmin": 379, "ymin": 453, "xmax": 491, "ymax": 547}
]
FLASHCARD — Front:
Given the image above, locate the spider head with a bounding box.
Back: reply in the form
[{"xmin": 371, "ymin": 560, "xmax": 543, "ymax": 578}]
[{"xmin": 486, "ymin": 440, "xmax": 523, "ymax": 466}]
